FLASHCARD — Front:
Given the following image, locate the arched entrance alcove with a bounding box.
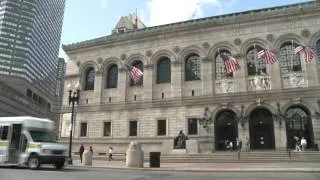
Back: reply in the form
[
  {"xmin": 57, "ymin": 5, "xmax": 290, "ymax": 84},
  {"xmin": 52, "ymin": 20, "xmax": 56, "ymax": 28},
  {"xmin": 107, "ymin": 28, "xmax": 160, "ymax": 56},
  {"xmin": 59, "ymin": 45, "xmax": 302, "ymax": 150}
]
[
  {"xmin": 249, "ymin": 108, "xmax": 275, "ymax": 150},
  {"xmin": 285, "ymin": 106, "xmax": 314, "ymax": 149},
  {"xmin": 215, "ymin": 110, "xmax": 238, "ymax": 151}
]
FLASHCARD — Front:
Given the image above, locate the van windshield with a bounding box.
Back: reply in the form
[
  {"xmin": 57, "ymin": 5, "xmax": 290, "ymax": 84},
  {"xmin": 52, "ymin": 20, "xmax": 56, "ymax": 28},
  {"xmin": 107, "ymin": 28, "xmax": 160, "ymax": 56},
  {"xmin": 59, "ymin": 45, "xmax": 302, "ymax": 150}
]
[{"xmin": 30, "ymin": 130, "xmax": 56, "ymax": 143}]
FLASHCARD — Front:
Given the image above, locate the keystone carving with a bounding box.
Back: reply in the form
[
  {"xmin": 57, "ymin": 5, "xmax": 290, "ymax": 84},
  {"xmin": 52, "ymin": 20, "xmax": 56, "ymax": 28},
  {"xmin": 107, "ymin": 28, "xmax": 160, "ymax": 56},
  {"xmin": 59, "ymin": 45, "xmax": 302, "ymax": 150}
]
[
  {"xmin": 76, "ymin": 61, "xmax": 81, "ymax": 67},
  {"xmin": 202, "ymin": 42, "xmax": 210, "ymax": 49},
  {"xmin": 146, "ymin": 50, "xmax": 153, "ymax": 57}
]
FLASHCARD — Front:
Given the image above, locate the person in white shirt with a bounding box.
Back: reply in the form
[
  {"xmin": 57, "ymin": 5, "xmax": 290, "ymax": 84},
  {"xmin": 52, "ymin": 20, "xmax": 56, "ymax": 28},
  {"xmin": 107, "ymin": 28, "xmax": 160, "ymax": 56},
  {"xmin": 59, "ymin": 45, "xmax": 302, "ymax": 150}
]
[
  {"xmin": 301, "ymin": 137, "xmax": 307, "ymax": 151},
  {"xmin": 108, "ymin": 147, "xmax": 113, "ymax": 161}
]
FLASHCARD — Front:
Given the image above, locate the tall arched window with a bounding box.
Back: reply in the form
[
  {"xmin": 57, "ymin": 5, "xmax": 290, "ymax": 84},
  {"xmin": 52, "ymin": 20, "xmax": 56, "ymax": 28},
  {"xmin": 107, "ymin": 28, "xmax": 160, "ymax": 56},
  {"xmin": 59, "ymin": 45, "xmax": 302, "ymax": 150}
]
[
  {"xmin": 84, "ymin": 67, "xmax": 95, "ymax": 90},
  {"xmin": 130, "ymin": 60, "xmax": 143, "ymax": 86},
  {"xmin": 279, "ymin": 42, "xmax": 302, "ymax": 74},
  {"xmin": 185, "ymin": 54, "xmax": 201, "ymax": 81},
  {"xmin": 246, "ymin": 46, "xmax": 267, "ymax": 76},
  {"xmin": 157, "ymin": 57, "xmax": 171, "ymax": 84},
  {"xmin": 105, "ymin": 64, "xmax": 118, "ymax": 89},
  {"xmin": 316, "ymin": 39, "xmax": 320, "ymax": 63},
  {"xmin": 215, "ymin": 50, "xmax": 233, "ymax": 79}
]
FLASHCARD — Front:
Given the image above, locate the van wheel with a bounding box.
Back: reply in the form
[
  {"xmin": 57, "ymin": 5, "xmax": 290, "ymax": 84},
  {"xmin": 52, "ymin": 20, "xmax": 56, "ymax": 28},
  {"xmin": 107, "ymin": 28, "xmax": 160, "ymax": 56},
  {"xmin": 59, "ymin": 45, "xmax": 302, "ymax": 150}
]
[
  {"xmin": 28, "ymin": 156, "xmax": 40, "ymax": 170},
  {"xmin": 54, "ymin": 162, "xmax": 64, "ymax": 170}
]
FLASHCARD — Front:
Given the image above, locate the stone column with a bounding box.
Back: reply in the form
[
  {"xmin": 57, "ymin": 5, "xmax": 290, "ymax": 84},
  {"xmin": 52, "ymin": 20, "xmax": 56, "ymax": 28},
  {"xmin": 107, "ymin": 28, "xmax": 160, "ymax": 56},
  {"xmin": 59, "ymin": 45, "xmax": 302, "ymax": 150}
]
[
  {"xmin": 269, "ymin": 50, "xmax": 282, "ymax": 90},
  {"xmin": 274, "ymin": 120, "xmax": 287, "ymax": 150},
  {"xmin": 234, "ymin": 54, "xmax": 246, "ymax": 92},
  {"xmin": 143, "ymin": 64, "xmax": 153, "ymax": 100},
  {"xmin": 306, "ymin": 60, "xmax": 319, "ymax": 87},
  {"xmin": 171, "ymin": 61, "xmax": 182, "ymax": 98},
  {"xmin": 202, "ymin": 57, "xmax": 213, "ymax": 95},
  {"xmin": 117, "ymin": 68, "xmax": 127, "ymax": 102},
  {"xmin": 94, "ymin": 72, "xmax": 102, "ymax": 104}
]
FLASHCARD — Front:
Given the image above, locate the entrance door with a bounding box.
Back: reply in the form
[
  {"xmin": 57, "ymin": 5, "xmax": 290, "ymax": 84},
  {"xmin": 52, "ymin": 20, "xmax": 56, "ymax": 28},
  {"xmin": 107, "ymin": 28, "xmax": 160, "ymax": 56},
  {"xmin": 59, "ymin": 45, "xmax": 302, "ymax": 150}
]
[
  {"xmin": 285, "ymin": 106, "xmax": 314, "ymax": 149},
  {"xmin": 215, "ymin": 110, "xmax": 238, "ymax": 151},
  {"xmin": 8, "ymin": 124, "xmax": 22, "ymax": 164},
  {"xmin": 249, "ymin": 108, "xmax": 275, "ymax": 150}
]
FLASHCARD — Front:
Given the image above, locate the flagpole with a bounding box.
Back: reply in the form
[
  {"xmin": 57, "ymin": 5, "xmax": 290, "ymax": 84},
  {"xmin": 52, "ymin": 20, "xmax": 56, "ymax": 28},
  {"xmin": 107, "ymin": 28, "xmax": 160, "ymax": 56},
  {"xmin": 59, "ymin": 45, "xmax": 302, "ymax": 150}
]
[{"xmin": 291, "ymin": 40, "xmax": 294, "ymax": 71}]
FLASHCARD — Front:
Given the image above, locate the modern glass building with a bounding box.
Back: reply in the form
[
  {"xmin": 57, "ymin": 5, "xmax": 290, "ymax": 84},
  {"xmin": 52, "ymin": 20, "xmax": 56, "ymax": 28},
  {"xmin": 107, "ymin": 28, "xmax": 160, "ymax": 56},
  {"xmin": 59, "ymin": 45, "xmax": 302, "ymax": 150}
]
[{"xmin": 0, "ymin": 0, "xmax": 66, "ymax": 118}]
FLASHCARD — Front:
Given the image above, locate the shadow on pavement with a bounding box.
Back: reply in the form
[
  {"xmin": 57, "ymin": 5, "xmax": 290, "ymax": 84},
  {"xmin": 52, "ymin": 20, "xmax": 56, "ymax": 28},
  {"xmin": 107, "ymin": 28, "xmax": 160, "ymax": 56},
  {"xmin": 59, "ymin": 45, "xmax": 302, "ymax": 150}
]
[{"xmin": 0, "ymin": 165, "xmax": 91, "ymax": 172}]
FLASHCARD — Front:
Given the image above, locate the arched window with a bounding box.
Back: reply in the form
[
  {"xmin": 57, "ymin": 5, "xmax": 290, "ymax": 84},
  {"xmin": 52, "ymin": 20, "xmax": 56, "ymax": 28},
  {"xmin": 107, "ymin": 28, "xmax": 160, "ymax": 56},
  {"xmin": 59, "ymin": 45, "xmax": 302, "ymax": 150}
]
[
  {"xmin": 316, "ymin": 39, "xmax": 320, "ymax": 63},
  {"xmin": 246, "ymin": 46, "xmax": 267, "ymax": 76},
  {"xmin": 279, "ymin": 42, "xmax": 301, "ymax": 74},
  {"xmin": 157, "ymin": 57, "xmax": 171, "ymax": 84},
  {"xmin": 286, "ymin": 107, "xmax": 308, "ymax": 130},
  {"xmin": 215, "ymin": 50, "xmax": 233, "ymax": 79},
  {"xmin": 105, "ymin": 64, "xmax": 118, "ymax": 89},
  {"xmin": 84, "ymin": 67, "xmax": 95, "ymax": 90},
  {"xmin": 130, "ymin": 60, "xmax": 143, "ymax": 86},
  {"xmin": 185, "ymin": 54, "xmax": 201, "ymax": 81}
]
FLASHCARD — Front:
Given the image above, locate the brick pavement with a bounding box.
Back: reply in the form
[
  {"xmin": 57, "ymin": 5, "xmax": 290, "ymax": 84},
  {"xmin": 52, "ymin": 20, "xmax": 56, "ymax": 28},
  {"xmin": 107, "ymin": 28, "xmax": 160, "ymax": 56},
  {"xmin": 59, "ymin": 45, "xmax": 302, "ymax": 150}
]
[{"xmin": 71, "ymin": 160, "xmax": 320, "ymax": 172}]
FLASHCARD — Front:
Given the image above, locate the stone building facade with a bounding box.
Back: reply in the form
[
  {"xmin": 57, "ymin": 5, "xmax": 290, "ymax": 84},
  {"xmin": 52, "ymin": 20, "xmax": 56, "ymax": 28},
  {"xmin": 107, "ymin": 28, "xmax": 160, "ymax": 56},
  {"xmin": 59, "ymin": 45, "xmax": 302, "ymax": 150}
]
[{"xmin": 60, "ymin": 1, "xmax": 320, "ymax": 154}]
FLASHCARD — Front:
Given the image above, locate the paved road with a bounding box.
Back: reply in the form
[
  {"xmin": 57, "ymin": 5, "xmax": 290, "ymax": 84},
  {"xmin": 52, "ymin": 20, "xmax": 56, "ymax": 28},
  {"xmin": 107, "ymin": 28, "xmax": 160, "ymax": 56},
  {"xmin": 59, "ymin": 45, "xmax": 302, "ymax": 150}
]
[{"xmin": 1, "ymin": 166, "xmax": 320, "ymax": 180}]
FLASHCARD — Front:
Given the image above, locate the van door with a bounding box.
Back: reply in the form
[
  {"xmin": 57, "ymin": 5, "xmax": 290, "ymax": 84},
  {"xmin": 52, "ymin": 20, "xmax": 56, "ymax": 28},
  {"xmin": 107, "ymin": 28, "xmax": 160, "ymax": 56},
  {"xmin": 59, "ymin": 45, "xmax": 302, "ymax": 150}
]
[
  {"xmin": 0, "ymin": 125, "xmax": 10, "ymax": 163},
  {"xmin": 8, "ymin": 124, "xmax": 22, "ymax": 164}
]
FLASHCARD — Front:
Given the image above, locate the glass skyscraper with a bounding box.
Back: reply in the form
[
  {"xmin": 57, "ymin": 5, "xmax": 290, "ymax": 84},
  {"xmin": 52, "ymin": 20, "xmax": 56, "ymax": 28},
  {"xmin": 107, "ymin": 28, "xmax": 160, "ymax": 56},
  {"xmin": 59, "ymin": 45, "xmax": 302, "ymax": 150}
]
[{"xmin": 0, "ymin": 0, "xmax": 65, "ymax": 113}]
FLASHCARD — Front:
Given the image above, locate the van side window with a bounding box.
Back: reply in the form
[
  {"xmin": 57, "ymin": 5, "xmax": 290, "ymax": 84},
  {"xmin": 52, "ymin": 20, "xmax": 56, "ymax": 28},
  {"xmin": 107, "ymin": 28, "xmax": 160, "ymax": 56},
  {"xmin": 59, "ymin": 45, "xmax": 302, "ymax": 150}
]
[{"xmin": 1, "ymin": 126, "xmax": 9, "ymax": 140}]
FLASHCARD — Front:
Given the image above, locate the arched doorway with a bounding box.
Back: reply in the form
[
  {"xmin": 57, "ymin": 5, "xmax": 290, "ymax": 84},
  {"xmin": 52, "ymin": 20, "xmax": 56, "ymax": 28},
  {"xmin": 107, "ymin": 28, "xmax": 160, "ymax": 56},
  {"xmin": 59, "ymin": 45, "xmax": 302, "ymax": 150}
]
[
  {"xmin": 249, "ymin": 108, "xmax": 275, "ymax": 149},
  {"xmin": 285, "ymin": 106, "xmax": 314, "ymax": 149},
  {"xmin": 215, "ymin": 110, "xmax": 238, "ymax": 151}
]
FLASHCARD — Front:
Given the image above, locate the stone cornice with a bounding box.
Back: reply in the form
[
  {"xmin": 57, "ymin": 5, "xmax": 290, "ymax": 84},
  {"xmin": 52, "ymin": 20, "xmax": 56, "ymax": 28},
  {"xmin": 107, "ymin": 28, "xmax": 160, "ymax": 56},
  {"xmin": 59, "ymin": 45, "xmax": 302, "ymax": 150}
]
[
  {"xmin": 63, "ymin": 2, "xmax": 319, "ymax": 53},
  {"xmin": 61, "ymin": 86, "xmax": 320, "ymax": 113}
]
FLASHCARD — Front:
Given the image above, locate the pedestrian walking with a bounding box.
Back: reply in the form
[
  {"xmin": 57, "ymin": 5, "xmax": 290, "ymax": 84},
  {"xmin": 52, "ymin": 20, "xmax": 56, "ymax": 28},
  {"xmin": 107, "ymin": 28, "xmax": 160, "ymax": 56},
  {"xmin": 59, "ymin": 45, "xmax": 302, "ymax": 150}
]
[
  {"xmin": 79, "ymin": 144, "xmax": 84, "ymax": 163},
  {"xmin": 108, "ymin": 147, "xmax": 113, "ymax": 161},
  {"xmin": 89, "ymin": 146, "xmax": 93, "ymax": 154},
  {"xmin": 301, "ymin": 137, "xmax": 307, "ymax": 151}
]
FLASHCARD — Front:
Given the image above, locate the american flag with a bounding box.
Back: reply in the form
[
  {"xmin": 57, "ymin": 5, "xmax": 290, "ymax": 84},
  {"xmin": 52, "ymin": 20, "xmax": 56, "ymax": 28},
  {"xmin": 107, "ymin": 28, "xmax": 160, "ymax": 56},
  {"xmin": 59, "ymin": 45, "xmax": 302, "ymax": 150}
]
[
  {"xmin": 256, "ymin": 46, "xmax": 278, "ymax": 64},
  {"xmin": 125, "ymin": 64, "xmax": 143, "ymax": 81},
  {"xmin": 220, "ymin": 53, "xmax": 240, "ymax": 74},
  {"xmin": 294, "ymin": 45, "xmax": 317, "ymax": 63}
]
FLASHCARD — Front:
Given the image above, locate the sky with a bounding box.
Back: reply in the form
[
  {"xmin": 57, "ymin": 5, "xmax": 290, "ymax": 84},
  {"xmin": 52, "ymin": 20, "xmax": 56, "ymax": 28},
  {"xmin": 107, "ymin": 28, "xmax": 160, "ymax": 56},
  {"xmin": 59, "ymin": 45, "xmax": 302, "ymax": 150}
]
[{"xmin": 59, "ymin": 0, "xmax": 307, "ymax": 60}]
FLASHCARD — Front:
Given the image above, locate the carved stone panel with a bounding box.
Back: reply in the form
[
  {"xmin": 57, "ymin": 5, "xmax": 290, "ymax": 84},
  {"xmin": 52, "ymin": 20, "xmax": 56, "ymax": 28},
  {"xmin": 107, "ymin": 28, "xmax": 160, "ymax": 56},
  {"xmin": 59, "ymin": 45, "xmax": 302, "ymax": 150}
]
[
  {"xmin": 282, "ymin": 72, "xmax": 307, "ymax": 88},
  {"xmin": 120, "ymin": 53, "xmax": 126, "ymax": 61},
  {"xmin": 173, "ymin": 46, "xmax": 180, "ymax": 54},
  {"xmin": 215, "ymin": 79, "xmax": 236, "ymax": 94},
  {"xmin": 247, "ymin": 75, "xmax": 271, "ymax": 91}
]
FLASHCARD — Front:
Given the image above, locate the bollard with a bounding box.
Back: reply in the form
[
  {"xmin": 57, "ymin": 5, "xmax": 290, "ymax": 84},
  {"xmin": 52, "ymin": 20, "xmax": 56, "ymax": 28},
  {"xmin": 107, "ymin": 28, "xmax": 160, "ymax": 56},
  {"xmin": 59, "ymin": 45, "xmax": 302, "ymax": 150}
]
[
  {"xmin": 82, "ymin": 150, "xmax": 92, "ymax": 166},
  {"xmin": 126, "ymin": 141, "xmax": 144, "ymax": 168}
]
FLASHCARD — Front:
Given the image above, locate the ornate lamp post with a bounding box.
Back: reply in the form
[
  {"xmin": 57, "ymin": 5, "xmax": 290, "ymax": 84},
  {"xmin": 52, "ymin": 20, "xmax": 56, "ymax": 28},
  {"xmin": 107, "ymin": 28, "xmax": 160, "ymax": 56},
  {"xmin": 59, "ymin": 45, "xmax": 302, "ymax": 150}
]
[
  {"xmin": 199, "ymin": 107, "xmax": 213, "ymax": 129},
  {"xmin": 67, "ymin": 82, "xmax": 80, "ymax": 165}
]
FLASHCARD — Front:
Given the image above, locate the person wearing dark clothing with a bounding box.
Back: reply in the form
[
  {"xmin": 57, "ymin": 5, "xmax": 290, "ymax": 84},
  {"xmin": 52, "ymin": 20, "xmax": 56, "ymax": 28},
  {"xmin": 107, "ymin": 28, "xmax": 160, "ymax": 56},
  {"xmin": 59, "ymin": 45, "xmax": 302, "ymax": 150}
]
[
  {"xmin": 90, "ymin": 146, "xmax": 93, "ymax": 154},
  {"xmin": 108, "ymin": 147, "xmax": 113, "ymax": 161},
  {"xmin": 79, "ymin": 144, "xmax": 84, "ymax": 163}
]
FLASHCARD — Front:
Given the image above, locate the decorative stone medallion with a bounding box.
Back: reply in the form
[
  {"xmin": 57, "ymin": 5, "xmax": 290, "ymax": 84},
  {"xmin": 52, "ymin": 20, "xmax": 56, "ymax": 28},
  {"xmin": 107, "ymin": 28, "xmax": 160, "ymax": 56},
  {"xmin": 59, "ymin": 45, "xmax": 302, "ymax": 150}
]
[
  {"xmin": 301, "ymin": 29, "xmax": 310, "ymax": 38},
  {"xmin": 173, "ymin": 46, "xmax": 180, "ymax": 54},
  {"xmin": 76, "ymin": 61, "xmax": 81, "ymax": 67},
  {"xmin": 266, "ymin": 34, "xmax": 274, "ymax": 42},
  {"xmin": 146, "ymin": 50, "xmax": 153, "ymax": 57},
  {"xmin": 120, "ymin": 53, "xmax": 126, "ymax": 61},
  {"xmin": 234, "ymin": 38, "xmax": 241, "ymax": 46},
  {"xmin": 202, "ymin": 42, "xmax": 210, "ymax": 49},
  {"xmin": 97, "ymin": 57, "xmax": 103, "ymax": 64}
]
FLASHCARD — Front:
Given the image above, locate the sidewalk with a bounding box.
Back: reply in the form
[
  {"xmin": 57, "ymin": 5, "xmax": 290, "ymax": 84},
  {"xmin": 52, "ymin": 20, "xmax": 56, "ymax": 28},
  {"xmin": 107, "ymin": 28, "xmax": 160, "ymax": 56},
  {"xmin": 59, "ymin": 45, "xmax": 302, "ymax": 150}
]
[{"xmin": 71, "ymin": 160, "xmax": 320, "ymax": 172}]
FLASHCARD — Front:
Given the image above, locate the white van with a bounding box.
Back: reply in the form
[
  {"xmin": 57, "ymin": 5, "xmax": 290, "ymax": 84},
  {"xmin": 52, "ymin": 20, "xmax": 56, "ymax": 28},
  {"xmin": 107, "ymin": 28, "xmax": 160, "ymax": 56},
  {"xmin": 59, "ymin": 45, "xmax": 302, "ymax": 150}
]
[{"xmin": 0, "ymin": 116, "xmax": 67, "ymax": 170}]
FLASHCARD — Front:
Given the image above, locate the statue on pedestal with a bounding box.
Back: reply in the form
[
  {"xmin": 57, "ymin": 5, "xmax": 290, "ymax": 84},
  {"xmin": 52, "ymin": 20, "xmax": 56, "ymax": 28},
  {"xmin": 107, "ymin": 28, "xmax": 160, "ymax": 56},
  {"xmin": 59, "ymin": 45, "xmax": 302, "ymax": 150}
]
[{"xmin": 173, "ymin": 130, "xmax": 188, "ymax": 149}]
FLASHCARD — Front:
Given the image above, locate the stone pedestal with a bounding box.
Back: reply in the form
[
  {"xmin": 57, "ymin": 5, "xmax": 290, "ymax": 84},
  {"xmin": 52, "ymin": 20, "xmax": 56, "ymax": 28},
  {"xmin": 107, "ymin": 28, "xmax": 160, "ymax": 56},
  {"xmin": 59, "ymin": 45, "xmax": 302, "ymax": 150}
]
[
  {"xmin": 187, "ymin": 139, "xmax": 199, "ymax": 153},
  {"xmin": 126, "ymin": 141, "xmax": 144, "ymax": 168},
  {"xmin": 82, "ymin": 150, "xmax": 92, "ymax": 166}
]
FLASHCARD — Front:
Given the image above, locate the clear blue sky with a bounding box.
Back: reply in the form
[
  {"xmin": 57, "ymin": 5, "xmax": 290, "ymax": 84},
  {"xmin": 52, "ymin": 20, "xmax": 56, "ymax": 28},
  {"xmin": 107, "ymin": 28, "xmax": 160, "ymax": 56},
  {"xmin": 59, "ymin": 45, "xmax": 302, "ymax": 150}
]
[{"xmin": 59, "ymin": 0, "xmax": 307, "ymax": 59}]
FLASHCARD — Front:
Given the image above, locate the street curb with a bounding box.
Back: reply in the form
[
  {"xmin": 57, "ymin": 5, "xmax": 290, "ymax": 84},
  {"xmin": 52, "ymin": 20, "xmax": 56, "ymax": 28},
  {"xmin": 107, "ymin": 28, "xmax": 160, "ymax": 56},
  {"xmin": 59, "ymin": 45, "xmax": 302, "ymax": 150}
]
[{"xmin": 69, "ymin": 165, "xmax": 320, "ymax": 173}]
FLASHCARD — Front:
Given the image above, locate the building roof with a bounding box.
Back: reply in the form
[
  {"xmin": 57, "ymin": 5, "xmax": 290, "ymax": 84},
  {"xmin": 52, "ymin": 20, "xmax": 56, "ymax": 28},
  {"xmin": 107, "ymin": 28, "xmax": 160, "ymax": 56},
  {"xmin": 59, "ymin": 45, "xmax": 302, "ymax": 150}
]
[{"xmin": 63, "ymin": 1, "xmax": 319, "ymax": 52}]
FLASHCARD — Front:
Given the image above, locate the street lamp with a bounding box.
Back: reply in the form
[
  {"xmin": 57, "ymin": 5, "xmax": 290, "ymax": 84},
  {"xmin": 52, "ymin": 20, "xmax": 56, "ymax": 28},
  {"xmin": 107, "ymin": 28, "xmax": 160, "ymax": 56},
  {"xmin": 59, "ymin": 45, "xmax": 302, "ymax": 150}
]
[
  {"xmin": 67, "ymin": 82, "xmax": 80, "ymax": 165},
  {"xmin": 199, "ymin": 107, "xmax": 213, "ymax": 129}
]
